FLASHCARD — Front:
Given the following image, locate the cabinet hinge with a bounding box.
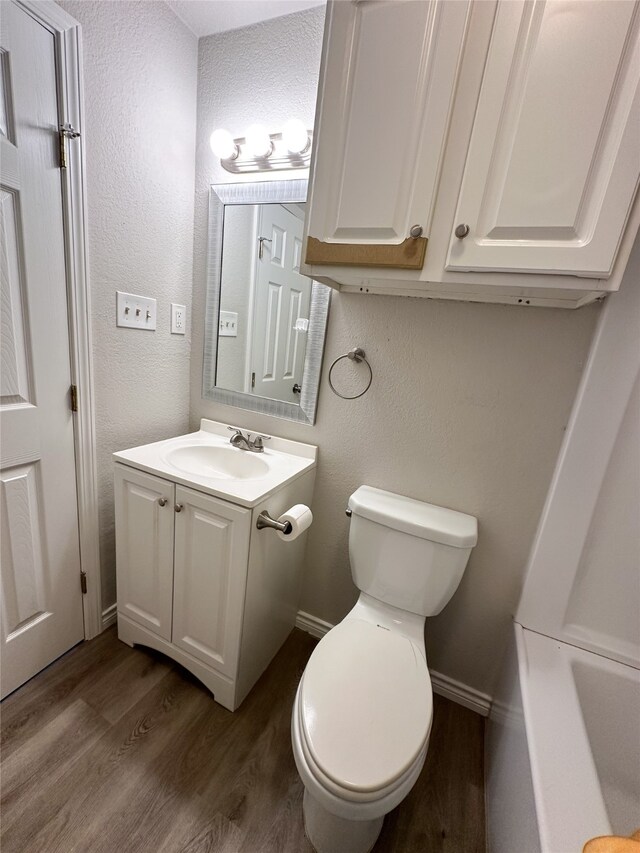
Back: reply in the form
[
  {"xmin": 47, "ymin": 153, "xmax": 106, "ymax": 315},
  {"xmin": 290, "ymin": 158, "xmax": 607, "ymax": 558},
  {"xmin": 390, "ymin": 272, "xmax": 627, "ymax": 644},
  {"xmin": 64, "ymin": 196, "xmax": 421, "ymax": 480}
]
[
  {"xmin": 59, "ymin": 123, "xmax": 81, "ymax": 170},
  {"xmin": 70, "ymin": 384, "xmax": 78, "ymax": 412},
  {"xmin": 80, "ymin": 571, "xmax": 87, "ymax": 595}
]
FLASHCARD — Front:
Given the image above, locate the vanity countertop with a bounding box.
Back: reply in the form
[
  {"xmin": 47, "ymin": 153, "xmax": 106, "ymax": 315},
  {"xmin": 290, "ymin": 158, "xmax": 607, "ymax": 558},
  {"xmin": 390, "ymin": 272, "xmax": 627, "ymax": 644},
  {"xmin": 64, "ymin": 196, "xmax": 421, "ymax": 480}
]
[{"xmin": 113, "ymin": 419, "xmax": 317, "ymax": 508}]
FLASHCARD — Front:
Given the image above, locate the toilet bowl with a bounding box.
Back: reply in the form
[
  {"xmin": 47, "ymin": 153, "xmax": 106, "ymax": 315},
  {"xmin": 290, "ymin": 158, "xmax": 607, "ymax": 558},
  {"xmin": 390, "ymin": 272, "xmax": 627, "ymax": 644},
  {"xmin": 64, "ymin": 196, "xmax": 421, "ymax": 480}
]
[{"xmin": 291, "ymin": 486, "xmax": 477, "ymax": 853}]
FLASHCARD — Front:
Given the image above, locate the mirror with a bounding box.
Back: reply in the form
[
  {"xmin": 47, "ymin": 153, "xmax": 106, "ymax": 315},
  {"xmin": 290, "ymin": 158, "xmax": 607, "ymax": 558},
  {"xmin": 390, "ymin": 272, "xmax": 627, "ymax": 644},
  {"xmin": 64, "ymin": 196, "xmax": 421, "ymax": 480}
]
[{"xmin": 203, "ymin": 179, "xmax": 330, "ymax": 424}]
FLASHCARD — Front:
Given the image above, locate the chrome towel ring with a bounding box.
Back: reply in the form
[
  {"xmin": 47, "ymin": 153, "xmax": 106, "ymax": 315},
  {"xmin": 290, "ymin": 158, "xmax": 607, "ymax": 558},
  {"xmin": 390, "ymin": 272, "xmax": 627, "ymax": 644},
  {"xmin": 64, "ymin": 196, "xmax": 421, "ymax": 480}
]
[{"xmin": 328, "ymin": 347, "xmax": 373, "ymax": 400}]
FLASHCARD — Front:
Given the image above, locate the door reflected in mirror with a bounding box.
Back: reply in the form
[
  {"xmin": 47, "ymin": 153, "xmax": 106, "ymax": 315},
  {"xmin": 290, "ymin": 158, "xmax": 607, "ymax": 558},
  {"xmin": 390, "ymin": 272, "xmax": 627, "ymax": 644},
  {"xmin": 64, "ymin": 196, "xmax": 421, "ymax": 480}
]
[
  {"xmin": 217, "ymin": 202, "xmax": 310, "ymax": 404},
  {"xmin": 203, "ymin": 180, "xmax": 330, "ymax": 425}
]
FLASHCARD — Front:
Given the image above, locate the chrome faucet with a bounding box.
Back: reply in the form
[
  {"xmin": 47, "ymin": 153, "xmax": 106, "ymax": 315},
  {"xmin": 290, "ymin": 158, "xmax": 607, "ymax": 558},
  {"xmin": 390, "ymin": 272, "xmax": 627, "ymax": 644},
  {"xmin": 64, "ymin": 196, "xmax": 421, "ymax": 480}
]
[{"xmin": 228, "ymin": 427, "xmax": 270, "ymax": 453}]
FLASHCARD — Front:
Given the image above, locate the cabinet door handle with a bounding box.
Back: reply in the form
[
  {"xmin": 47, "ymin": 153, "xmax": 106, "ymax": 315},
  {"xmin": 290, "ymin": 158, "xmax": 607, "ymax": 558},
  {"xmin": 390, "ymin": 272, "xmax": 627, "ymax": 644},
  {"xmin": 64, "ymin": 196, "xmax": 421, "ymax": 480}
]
[
  {"xmin": 158, "ymin": 497, "xmax": 168, "ymax": 507},
  {"xmin": 409, "ymin": 224, "xmax": 423, "ymax": 238},
  {"xmin": 455, "ymin": 223, "xmax": 470, "ymax": 239},
  {"xmin": 174, "ymin": 504, "xmax": 184, "ymax": 513}
]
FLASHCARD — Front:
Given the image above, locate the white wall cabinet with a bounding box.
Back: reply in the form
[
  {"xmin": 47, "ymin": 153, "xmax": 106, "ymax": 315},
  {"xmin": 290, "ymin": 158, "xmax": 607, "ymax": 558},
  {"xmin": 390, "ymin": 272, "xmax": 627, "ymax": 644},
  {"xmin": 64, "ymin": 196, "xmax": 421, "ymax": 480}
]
[
  {"xmin": 114, "ymin": 462, "xmax": 314, "ymax": 710},
  {"xmin": 303, "ymin": 0, "xmax": 640, "ymax": 308}
]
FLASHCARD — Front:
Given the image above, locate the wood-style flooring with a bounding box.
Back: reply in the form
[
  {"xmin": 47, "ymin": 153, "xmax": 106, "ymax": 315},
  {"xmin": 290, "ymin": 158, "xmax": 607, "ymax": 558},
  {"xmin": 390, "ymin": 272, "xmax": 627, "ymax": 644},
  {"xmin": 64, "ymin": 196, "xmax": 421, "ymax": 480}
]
[{"xmin": 0, "ymin": 627, "xmax": 485, "ymax": 853}]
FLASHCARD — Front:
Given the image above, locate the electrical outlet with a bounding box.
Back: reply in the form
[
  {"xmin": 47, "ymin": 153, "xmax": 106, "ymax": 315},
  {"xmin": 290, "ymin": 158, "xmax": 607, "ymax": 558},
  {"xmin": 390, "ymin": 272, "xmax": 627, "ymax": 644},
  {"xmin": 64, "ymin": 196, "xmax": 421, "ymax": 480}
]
[
  {"xmin": 171, "ymin": 303, "xmax": 186, "ymax": 335},
  {"xmin": 116, "ymin": 291, "xmax": 157, "ymax": 330}
]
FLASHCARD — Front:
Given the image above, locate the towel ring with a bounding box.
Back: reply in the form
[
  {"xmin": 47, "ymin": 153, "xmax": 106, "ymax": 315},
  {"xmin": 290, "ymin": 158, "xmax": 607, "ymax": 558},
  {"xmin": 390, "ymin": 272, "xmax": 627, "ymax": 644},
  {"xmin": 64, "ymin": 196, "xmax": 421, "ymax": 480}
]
[{"xmin": 328, "ymin": 347, "xmax": 373, "ymax": 400}]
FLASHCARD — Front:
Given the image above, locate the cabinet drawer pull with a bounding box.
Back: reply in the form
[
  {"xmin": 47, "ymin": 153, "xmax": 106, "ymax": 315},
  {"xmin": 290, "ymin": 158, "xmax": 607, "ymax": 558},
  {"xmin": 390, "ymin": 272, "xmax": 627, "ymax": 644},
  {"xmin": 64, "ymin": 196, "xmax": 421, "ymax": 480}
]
[
  {"xmin": 409, "ymin": 224, "xmax": 423, "ymax": 238},
  {"xmin": 455, "ymin": 223, "xmax": 470, "ymax": 239},
  {"xmin": 175, "ymin": 504, "xmax": 184, "ymax": 513},
  {"xmin": 158, "ymin": 497, "xmax": 168, "ymax": 507}
]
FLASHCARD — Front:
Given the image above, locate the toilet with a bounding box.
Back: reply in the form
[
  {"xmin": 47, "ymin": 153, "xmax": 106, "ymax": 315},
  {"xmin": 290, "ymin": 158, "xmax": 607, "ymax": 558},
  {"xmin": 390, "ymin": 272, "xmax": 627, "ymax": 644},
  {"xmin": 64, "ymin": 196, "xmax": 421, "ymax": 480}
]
[{"xmin": 291, "ymin": 485, "xmax": 478, "ymax": 853}]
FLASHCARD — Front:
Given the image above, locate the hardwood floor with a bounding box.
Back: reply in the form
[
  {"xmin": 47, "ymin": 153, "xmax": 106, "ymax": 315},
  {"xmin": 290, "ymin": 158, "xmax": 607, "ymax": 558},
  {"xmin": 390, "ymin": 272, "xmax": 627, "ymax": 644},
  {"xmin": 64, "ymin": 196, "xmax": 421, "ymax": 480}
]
[{"xmin": 0, "ymin": 627, "xmax": 485, "ymax": 853}]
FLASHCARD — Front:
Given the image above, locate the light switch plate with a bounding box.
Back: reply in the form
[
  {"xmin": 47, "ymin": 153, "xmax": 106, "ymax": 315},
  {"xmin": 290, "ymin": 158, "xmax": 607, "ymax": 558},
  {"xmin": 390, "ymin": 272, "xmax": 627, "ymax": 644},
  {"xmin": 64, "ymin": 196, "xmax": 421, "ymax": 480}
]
[
  {"xmin": 116, "ymin": 291, "xmax": 157, "ymax": 330},
  {"xmin": 171, "ymin": 303, "xmax": 186, "ymax": 335},
  {"xmin": 219, "ymin": 310, "xmax": 238, "ymax": 337}
]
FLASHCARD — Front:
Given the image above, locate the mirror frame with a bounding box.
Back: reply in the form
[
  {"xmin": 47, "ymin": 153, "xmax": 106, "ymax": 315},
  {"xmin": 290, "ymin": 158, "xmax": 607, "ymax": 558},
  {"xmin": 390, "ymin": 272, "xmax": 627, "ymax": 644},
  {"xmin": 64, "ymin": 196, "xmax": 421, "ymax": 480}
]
[{"xmin": 202, "ymin": 179, "xmax": 330, "ymax": 424}]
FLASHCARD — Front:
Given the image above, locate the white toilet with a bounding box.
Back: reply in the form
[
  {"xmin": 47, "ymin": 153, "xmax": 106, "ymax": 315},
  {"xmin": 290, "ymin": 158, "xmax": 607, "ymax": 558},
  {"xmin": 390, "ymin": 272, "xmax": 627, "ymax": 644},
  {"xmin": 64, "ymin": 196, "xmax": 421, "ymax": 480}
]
[{"xmin": 291, "ymin": 485, "xmax": 478, "ymax": 853}]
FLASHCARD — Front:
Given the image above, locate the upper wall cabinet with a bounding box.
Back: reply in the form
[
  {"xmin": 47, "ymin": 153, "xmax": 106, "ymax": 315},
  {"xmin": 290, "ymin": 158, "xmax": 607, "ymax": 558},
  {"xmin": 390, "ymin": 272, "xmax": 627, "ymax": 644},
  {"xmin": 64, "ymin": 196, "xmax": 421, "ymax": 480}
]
[
  {"xmin": 303, "ymin": 0, "xmax": 640, "ymax": 308},
  {"xmin": 448, "ymin": 0, "xmax": 640, "ymax": 278},
  {"xmin": 304, "ymin": 0, "xmax": 470, "ymax": 270}
]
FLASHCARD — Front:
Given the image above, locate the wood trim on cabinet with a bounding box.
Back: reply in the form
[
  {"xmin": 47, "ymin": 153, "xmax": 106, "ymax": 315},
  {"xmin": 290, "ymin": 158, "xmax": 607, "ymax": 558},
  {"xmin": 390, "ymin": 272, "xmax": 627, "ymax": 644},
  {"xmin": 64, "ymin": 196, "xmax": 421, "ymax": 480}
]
[{"xmin": 305, "ymin": 236, "xmax": 428, "ymax": 269}]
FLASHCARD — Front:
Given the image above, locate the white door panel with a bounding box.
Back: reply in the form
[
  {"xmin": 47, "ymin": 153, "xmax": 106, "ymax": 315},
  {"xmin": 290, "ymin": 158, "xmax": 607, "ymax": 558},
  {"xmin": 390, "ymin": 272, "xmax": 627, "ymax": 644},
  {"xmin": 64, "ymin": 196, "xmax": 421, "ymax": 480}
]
[
  {"xmin": 447, "ymin": 0, "xmax": 640, "ymax": 276},
  {"xmin": 0, "ymin": 2, "xmax": 84, "ymax": 698},
  {"xmin": 172, "ymin": 486, "xmax": 251, "ymax": 678},
  {"xmin": 252, "ymin": 205, "xmax": 311, "ymax": 403}
]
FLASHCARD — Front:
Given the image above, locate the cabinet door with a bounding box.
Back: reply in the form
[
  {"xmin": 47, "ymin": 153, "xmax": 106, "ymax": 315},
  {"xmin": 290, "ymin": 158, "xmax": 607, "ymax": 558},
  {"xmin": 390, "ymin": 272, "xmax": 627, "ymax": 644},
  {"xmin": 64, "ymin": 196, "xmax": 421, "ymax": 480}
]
[
  {"xmin": 305, "ymin": 0, "xmax": 470, "ymax": 269},
  {"xmin": 447, "ymin": 0, "xmax": 640, "ymax": 277},
  {"xmin": 172, "ymin": 486, "xmax": 251, "ymax": 678},
  {"xmin": 114, "ymin": 465, "xmax": 174, "ymax": 640}
]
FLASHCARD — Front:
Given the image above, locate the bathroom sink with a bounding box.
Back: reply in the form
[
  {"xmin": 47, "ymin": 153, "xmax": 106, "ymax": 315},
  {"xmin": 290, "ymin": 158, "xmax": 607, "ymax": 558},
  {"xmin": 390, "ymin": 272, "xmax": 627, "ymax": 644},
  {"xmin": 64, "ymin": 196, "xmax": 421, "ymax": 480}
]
[
  {"xmin": 164, "ymin": 445, "xmax": 269, "ymax": 480},
  {"xmin": 113, "ymin": 418, "xmax": 317, "ymax": 508}
]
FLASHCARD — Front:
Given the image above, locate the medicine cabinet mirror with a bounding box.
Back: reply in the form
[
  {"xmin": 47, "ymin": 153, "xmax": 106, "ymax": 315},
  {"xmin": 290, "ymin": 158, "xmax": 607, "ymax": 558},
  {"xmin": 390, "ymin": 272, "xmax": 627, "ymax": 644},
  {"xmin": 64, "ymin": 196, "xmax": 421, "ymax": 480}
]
[{"xmin": 203, "ymin": 179, "xmax": 330, "ymax": 424}]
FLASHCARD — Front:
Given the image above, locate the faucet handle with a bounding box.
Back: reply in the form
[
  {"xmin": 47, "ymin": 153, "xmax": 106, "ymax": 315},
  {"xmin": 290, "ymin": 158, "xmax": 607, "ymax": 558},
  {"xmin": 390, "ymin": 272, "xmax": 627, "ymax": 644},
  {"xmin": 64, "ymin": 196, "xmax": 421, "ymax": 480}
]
[
  {"xmin": 251, "ymin": 434, "xmax": 271, "ymax": 450},
  {"xmin": 227, "ymin": 426, "xmax": 244, "ymax": 436}
]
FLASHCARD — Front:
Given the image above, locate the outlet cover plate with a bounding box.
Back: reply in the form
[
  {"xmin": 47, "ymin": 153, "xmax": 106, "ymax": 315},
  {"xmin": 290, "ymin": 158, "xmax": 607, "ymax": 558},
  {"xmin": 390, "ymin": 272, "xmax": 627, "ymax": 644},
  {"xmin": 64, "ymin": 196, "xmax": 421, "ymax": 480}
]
[
  {"xmin": 171, "ymin": 303, "xmax": 186, "ymax": 335},
  {"xmin": 116, "ymin": 291, "xmax": 157, "ymax": 330}
]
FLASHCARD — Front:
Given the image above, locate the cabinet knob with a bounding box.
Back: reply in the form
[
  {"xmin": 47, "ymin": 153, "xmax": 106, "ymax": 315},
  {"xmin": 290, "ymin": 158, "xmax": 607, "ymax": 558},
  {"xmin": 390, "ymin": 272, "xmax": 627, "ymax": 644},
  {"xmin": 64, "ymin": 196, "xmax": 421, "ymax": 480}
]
[
  {"xmin": 174, "ymin": 504, "xmax": 183, "ymax": 513},
  {"xmin": 409, "ymin": 224, "xmax": 423, "ymax": 238},
  {"xmin": 158, "ymin": 497, "xmax": 168, "ymax": 507},
  {"xmin": 455, "ymin": 223, "xmax": 470, "ymax": 239}
]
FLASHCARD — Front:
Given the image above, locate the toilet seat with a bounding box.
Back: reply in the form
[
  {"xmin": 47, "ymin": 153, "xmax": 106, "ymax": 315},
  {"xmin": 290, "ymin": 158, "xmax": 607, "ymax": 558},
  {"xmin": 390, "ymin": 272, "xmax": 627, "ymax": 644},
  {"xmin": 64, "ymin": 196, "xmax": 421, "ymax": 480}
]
[{"xmin": 299, "ymin": 618, "xmax": 432, "ymax": 799}]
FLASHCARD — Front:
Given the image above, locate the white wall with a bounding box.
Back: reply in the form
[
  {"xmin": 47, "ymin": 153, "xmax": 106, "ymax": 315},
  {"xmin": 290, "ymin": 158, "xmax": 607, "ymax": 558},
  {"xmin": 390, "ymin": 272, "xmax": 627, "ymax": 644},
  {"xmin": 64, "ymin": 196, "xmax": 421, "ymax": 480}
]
[
  {"xmin": 58, "ymin": 0, "xmax": 198, "ymax": 610},
  {"xmin": 189, "ymin": 6, "xmax": 601, "ymax": 699}
]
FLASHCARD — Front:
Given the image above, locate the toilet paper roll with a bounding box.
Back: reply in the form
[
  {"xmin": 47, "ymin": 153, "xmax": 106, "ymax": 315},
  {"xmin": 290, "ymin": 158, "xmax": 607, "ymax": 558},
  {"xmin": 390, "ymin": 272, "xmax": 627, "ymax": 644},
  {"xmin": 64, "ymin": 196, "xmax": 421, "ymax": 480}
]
[{"xmin": 277, "ymin": 504, "xmax": 313, "ymax": 541}]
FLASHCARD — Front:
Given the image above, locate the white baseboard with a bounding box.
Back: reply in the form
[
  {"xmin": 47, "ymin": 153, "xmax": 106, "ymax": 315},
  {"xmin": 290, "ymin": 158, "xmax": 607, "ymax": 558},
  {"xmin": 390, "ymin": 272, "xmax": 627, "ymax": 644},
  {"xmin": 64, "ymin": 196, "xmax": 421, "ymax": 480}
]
[
  {"xmin": 101, "ymin": 603, "xmax": 117, "ymax": 630},
  {"xmin": 296, "ymin": 610, "xmax": 334, "ymax": 639},
  {"xmin": 295, "ymin": 610, "xmax": 491, "ymax": 717}
]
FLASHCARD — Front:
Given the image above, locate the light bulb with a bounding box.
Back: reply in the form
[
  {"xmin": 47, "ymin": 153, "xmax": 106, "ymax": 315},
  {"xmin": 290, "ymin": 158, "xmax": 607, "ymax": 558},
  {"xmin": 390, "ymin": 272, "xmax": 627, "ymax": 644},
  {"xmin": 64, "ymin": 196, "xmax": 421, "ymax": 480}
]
[
  {"xmin": 210, "ymin": 129, "xmax": 237, "ymax": 160},
  {"xmin": 282, "ymin": 119, "xmax": 310, "ymax": 154},
  {"xmin": 245, "ymin": 124, "xmax": 272, "ymax": 158}
]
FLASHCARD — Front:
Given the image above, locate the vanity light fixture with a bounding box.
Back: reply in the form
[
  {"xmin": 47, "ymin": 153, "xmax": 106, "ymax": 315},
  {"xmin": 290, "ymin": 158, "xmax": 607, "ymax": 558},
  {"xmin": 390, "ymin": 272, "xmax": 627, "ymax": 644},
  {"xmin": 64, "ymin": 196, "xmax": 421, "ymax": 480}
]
[{"xmin": 210, "ymin": 120, "xmax": 312, "ymax": 174}]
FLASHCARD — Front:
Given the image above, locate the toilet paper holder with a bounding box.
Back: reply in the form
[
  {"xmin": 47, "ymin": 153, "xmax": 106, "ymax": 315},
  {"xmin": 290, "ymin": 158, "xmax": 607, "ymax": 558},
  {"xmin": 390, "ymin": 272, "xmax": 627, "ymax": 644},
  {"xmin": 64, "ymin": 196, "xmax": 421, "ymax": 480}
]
[{"xmin": 256, "ymin": 510, "xmax": 292, "ymax": 535}]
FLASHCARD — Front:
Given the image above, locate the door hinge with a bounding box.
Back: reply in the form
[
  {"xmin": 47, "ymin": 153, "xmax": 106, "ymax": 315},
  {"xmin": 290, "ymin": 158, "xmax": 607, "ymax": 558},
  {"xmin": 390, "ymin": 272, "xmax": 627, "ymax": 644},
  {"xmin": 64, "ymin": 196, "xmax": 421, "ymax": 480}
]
[
  {"xmin": 70, "ymin": 384, "xmax": 78, "ymax": 412},
  {"xmin": 251, "ymin": 372, "xmax": 256, "ymax": 389},
  {"xmin": 59, "ymin": 123, "xmax": 81, "ymax": 170},
  {"xmin": 80, "ymin": 571, "xmax": 87, "ymax": 595}
]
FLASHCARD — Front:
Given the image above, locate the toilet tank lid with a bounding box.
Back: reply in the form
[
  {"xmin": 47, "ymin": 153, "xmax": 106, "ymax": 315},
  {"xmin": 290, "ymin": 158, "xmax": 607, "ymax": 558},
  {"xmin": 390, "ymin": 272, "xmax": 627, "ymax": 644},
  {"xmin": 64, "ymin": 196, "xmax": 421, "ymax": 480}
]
[{"xmin": 348, "ymin": 486, "xmax": 478, "ymax": 547}]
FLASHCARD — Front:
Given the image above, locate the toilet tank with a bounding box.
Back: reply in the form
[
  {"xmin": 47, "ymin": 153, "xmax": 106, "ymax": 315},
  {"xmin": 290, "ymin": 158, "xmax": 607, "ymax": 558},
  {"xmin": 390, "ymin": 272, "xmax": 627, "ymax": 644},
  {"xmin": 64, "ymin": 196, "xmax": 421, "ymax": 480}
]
[{"xmin": 348, "ymin": 486, "xmax": 478, "ymax": 617}]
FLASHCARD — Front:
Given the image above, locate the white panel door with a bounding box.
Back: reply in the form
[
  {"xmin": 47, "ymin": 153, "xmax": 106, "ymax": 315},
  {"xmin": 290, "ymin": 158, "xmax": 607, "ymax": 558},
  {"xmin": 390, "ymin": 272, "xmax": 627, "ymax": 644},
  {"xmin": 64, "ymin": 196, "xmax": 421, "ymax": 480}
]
[
  {"xmin": 114, "ymin": 465, "xmax": 175, "ymax": 641},
  {"xmin": 447, "ymin": 0, "xmax": 640, "ymax": 277},
  {"xmin": 251, "ymin": 204, "xmax": 311, "ymax": 403},
  {"xmin": 306, "ymin": 0, "xmax": 470, "ymax": 246},
  {"xmin": 172, "ymin": 486, "xmax": 251, "ymax": 678},
  {"xmin": 0, "ymin": 2, "xmax": 84, "ymax": 698}
]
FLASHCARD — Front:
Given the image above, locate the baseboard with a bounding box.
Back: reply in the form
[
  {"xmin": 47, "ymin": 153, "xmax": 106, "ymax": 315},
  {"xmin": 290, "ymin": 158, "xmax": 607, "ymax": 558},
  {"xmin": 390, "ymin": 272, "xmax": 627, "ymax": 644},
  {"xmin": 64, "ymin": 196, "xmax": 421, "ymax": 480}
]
[
  {"xmin": 101, "ymin": 603, "xmax": 117, "ymax": 630},
  {"xmin": 296, "ymin": 610, "xmax": 334, "ymax": 639},
  {"xmin": 295, "ymin": 610, "xmax": 492, "ymax": 717}
]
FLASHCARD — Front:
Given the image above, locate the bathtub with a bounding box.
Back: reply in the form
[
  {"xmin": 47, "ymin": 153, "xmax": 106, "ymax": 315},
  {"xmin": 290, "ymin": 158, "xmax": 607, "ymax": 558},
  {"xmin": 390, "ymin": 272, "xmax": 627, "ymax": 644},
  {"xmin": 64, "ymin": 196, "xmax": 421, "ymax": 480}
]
[{"xmin": 486, "ymin": 622, "xmax": 640, "ymax": 853}]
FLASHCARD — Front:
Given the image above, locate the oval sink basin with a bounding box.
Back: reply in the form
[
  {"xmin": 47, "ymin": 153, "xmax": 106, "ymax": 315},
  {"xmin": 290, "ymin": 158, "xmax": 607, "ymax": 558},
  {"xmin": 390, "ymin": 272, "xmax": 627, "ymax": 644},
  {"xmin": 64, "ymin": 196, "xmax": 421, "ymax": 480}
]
[{"xmin": 165, "ymin": 445, "xmax": 270, "ymax": 480}]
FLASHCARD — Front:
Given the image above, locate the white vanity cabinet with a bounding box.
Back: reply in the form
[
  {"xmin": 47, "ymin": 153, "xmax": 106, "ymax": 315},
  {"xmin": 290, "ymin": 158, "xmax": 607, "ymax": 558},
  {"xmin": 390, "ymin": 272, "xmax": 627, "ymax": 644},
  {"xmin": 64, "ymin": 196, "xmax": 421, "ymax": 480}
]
[
  {"xmin": 113, "ymin": 425, "xmax": 316, "ymax": 711},
  {"xmin": 303, "ymin": 0, "xmax": 640, "ymax": 307}
]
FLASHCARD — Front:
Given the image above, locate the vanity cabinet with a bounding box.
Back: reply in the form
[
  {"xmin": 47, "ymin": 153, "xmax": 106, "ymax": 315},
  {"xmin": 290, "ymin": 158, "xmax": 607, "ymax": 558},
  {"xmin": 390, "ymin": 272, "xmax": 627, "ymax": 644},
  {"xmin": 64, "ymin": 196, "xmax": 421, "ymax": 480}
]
[
  {"xmin": 303, "ymin": 0, "xmax": 640, "ymax": 307},
  {"xmin": 114, "ymin": 457, "xmax": 314, "ymax": 711}
]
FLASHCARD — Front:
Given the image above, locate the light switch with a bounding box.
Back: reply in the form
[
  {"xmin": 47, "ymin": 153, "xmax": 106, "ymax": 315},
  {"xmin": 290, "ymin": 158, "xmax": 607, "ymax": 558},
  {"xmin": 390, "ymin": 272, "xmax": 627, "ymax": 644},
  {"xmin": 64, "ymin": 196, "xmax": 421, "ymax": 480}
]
[
  {"xmin": 219, "ymin": 310, "xmax": 238, "ymax": 337},
  {"xmin": 116, "ymin": 291, "xmax": 157, "ymax": 330}
]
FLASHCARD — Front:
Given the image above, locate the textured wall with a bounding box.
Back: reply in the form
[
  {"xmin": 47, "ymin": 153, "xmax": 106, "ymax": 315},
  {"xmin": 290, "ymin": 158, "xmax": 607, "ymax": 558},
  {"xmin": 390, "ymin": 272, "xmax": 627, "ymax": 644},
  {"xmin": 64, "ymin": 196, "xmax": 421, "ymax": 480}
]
[
  {"xmin": 190, "ymin": 6, "xmax": 601, "ymax": 698},
  {"xmin": 59, "ymin": 0, "xmax": 197, "ymax": 610}
]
